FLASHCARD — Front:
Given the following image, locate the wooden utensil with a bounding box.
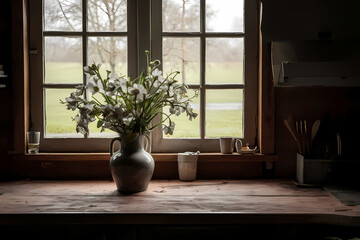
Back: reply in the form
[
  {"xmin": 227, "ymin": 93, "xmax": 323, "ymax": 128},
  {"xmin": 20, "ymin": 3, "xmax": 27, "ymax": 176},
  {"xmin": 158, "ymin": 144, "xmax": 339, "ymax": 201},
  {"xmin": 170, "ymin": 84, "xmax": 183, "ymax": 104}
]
[
  {"xmin": 311, "ymin": 120, "xmax": 320, "ymax": 143},
  {"xmin": 284, "ymin": 118, "xmax": 302, "ymax": 154}
]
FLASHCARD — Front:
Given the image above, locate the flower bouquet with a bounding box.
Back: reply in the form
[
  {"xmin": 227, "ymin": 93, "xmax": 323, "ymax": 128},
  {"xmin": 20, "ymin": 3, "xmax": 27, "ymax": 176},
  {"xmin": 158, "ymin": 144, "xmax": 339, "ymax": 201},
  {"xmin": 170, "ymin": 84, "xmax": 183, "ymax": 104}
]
[
  {"xmin": 62, "ymin": 51, "xmax": 199, "ymax": 192},
  {"xmin": 61, "ymin": 50, "xmax": 198, "ymax": 137}
]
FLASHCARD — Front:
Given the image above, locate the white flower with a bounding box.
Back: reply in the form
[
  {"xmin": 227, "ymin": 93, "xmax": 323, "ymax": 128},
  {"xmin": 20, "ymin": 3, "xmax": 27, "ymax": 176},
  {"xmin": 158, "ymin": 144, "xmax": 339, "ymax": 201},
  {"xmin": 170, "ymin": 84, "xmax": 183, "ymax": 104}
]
[
  {"xmin": 106, "ymin": 81, "xmax": 120, "ymax": 97},
  {"xmin": 86, "ymin": 76, "xmax": 105, "ymax": 95},
  {"xmin": 169, "ymin": 107, "xmax": 176, "ymax": 114},
  {"xmin": 100, "ymin": 104, "xmax": 115, "ymax": 112},
  {"xmin": 153, "ymin": 80, "xmax": 161, "ymax": 87},
  {"xmin": 123, "ymin": 116, "xmax": 134, "ymax": 126},
  {"xmin": 168, "ymin": 86, "xmax": 174, "ymax": 97},
  {"xmin": 163, "ymin": 121, "xmax": 175, "ymax": 135},
  {"xmin": 152, "ymin": 68, "xmax": 162, "ymax": 77},
  {"xmin": 84, "ymin": 103, "xmax": 95, "ymax": 111},
  {"xmin": 63, "ymin": 51, "xmax": 199, "ymax": 137},
  {"xmin": 109, "ymin": 72, "xmax": 119, "ymax": 81},
  {"xmin": 119, "ymin": 77, "xmax": 128, "ymax": 92},
  {"xmin": 130, "ymin": 83, "xmax": 148, "ymax": 102},
  {"xmin": 158, "ymin": 75, "xmax": 166, "ymax": 82},
  {"xmin": 158, "ymin": 84, "xmax": 168, "ymax": 93}
]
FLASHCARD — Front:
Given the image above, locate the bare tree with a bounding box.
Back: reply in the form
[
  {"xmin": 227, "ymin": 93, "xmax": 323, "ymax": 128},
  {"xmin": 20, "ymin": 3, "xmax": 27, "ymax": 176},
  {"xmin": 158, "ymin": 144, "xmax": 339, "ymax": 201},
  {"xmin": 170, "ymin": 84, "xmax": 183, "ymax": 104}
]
[
  {"xmin": 45, "ymin": 0, "xmax": 126, "ymax": 73},
  {"xmin": 46, "ymin": 0, "xmax": 223, "ymax": 80}
]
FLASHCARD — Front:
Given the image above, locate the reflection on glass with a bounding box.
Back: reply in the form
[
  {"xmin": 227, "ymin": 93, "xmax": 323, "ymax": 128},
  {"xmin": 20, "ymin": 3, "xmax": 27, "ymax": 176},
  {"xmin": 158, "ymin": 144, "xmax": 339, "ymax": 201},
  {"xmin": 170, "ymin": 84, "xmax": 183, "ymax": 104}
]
[
  {"xmin": 206, "ymin": 38, "xmax": 244, "ymax": 84},
  {"xmin": 163, "ymin": 89, "xmax": 200, "ymax": 138},
  {"xmin": 163, "ymin": 38, "xmax": 200, "ymax": 85},
  {"xmin": 163, "ymin": 0, "xmax": 200, "ymax": 32},
  {"xmin": 206, "ymin": 0, "xmax": 244, "ymax": 32},
  {"xmin": 87, "ymin": 0, "xmax": 127, "ymax": 32},
  {"xmin": 44, "ymin": 0, "xmax": 82, "ymax": 31},
  {"xmin": 45, "ymin": 37, "xmax": 83, "ymax": 84},
  {"xmin": 206, "ymin": 89, "xmax": 243, "ymax": 138},
  {"xmin": 88, "ymin": 37, "xmax": 127, "ymax": 76},
  {"xmin": 45, "ymin": 89, "xmax": 83, "ymax": 137}
]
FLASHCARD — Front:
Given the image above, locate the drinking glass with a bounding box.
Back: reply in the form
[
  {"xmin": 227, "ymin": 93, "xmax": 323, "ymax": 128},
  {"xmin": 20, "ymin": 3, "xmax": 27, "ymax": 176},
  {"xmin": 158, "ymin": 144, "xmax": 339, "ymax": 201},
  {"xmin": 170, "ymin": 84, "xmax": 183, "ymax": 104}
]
[{"xmin": 26, "ymin": 131, "xmax": 40, "ymax": 154}]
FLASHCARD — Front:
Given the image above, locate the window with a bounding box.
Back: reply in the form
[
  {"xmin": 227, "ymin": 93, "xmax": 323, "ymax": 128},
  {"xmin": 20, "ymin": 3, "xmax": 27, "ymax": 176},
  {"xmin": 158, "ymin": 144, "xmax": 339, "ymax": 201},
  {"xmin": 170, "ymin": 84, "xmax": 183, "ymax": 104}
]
[
  {"xmin": 29, "ymin": 0, "xmax": 137, "ymax": 151},
  {"xmin": 29, "ymin": 0, "xmax": 258, "ymax": 153}
]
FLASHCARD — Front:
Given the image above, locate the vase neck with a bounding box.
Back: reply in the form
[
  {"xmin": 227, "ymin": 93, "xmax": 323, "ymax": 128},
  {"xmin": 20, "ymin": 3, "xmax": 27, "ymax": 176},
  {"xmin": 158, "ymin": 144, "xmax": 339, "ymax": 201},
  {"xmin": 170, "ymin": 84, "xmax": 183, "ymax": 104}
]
[{"xmin": 120, "ymin": 134, "xmax": 144, "ymax": 153}]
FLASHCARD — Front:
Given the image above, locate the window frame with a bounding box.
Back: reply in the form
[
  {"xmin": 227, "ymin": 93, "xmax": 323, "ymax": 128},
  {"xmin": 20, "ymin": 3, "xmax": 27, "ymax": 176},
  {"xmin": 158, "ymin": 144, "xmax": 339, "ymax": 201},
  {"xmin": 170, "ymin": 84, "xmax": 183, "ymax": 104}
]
[
  {"xmin": 29, "ymin": 0, "xmax": 138, "ymax": 152},
  {"xmin": 150, "ymin": 0, "xmax": 258, "ymax": 152},
  {"xmin": 28, "ymin": 0, "xmax": 258, "ymax": 153}
]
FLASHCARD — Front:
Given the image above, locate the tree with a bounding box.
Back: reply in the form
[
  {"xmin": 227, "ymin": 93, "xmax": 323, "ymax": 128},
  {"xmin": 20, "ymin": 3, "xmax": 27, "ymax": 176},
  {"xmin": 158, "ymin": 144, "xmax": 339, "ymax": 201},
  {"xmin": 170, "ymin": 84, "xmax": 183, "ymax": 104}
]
[{"xmin": 45, "ymin": 0, "xmax": 127, "ymax": 73}]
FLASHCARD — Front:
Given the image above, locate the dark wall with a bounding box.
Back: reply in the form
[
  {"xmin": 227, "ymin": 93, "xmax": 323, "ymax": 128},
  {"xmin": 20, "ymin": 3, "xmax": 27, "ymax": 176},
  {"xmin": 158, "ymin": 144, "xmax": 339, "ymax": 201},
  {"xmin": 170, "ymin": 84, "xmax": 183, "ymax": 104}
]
[
  {"xmin": 275, "ymin": 87, "xmax": 360, "ymax": 177},
  {"xmin": 261, "ymin": 0, "xmax": 360, "ymax": 41},
  {"xmin": 264, "ymin": 1, "xmax": 360, "ymax": 177},
  {"xmin": 0, "ymin": 0, "xmax": 12, "ymax": 179}
]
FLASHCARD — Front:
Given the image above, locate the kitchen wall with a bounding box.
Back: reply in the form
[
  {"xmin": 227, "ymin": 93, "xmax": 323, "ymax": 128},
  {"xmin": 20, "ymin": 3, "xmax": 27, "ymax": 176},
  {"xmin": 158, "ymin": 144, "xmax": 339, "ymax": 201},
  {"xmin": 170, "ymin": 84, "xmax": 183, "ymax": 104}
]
[
  {"xmin": 0, "ymin": 0, "xmax": 13, "ymax": 180},
  {"xmin": 261, "ymin": 0, "xmax": 360, "ymax": 177}
]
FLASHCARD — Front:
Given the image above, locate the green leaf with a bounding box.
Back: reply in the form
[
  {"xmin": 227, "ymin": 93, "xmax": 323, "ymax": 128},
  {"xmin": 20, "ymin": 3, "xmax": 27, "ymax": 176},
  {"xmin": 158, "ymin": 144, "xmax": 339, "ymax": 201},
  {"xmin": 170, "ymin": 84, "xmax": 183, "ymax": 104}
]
[{"xmin": 97, "ymin": 120, "xmax": 103, "ymax": 128}]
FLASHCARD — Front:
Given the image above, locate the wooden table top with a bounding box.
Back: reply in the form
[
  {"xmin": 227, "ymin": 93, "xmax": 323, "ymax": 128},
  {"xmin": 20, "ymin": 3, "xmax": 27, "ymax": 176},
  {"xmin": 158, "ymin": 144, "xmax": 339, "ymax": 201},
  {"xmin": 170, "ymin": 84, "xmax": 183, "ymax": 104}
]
[{"xmin": 0, "ymin": 179, "xmax": 359, "ymax": 226}]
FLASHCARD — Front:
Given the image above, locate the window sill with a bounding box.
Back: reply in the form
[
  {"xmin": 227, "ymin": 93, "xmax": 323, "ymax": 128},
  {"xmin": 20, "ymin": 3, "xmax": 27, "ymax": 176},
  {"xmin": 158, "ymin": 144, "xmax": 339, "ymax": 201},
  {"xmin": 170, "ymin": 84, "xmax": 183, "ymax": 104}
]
[
  {"xmin": 9, "ymin": 153, "xmax": 277, "ymax": 180},
  {"xmin": 12, "ymin": 152, "xmax": 277, "ymax": 162}
]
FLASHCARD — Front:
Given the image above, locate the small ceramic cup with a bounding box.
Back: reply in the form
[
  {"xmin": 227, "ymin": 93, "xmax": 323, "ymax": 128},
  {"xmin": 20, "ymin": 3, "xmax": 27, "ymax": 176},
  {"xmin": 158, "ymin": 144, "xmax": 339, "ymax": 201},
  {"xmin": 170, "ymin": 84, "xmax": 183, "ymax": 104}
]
[
  {"xmin": 220, "ymin": 137, "xmax": 234, "ymax": 154},
  {"xmin": 178, "ymin": 152, "xmax": 200, "ymax": 181}
]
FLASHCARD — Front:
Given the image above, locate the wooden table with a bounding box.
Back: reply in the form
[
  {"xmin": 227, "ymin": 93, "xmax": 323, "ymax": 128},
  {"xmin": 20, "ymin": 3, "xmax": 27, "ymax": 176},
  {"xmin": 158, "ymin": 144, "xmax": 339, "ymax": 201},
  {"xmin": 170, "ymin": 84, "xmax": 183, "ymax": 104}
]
[{"xmin": 0, "ymin": 179, "xmax": 359, "ymax": 239}]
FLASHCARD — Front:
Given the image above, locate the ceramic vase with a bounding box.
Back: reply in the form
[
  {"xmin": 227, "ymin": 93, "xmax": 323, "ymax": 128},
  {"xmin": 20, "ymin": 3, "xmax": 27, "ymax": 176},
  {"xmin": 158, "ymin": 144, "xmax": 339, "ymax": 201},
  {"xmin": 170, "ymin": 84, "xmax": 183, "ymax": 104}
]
[{"xmin": 109, "ymin": 133, "xmax": 154, "ymax": 193}]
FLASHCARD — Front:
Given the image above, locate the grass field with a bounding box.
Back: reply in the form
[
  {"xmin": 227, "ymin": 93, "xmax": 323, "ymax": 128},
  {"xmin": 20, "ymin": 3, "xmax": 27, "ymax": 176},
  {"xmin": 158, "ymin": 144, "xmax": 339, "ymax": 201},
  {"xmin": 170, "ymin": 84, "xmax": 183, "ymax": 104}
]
[{"xmin": 45, "ymin": 62, "xmax": 244, "ymax": 138}]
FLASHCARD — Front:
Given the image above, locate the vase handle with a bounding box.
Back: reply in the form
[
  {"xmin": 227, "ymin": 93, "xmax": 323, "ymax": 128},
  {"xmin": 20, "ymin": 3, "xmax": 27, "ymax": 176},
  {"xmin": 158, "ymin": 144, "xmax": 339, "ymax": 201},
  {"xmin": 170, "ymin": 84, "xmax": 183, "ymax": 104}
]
[
  {"xmin": 110, "ymin": 137, "xmax": 122, "ymax": 156},
  {"xmin": 143, "ymin": 134, "xmax": 151, "ymax": 153}
]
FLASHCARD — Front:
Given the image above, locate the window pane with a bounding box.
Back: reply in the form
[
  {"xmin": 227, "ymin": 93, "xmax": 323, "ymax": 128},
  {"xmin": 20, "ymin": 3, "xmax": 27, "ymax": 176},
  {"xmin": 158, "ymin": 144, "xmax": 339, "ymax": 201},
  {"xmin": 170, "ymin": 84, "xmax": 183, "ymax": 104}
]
[
  {"xmin": 45, "ymin": 88, "xmax": 83, "ymax": 138},
  {"xmin": 87, "ymin": 0, "xmax": 127, "ymax": 32},
  {"xmin": 206, "ymin": 0, "xmax": 244, "ymax": 32},
  {"xmin": 44, "ymin": 37, "xmax": 83, "ymax": 84},
  {"xmin": 163, "ymin": 89, "xmax": 200, "ymax": 138},
  {"xmin": 88, "ymin": 37, "xmax": 127, "ymax": 76},
  {"xmin": 163, "ymin": 37, "xmax": 200, "ymax": 85},
  {"xmin": 88, "ymin": 123, "xmax": 118, "ymax": 138},
  {"xmin": 44, "ymin": 0, "xmax": 82, "ymax": 31},
  {"xmin": 206, "ymin": 38, "xmax": 244, "ymax": 84},
  {"xmin": 206, "ymin": 89, "xmax": 243, "ymax": 138},
  {"xmin": 163, "ymin": 0, "xmax": 200, "ymax": 32}
]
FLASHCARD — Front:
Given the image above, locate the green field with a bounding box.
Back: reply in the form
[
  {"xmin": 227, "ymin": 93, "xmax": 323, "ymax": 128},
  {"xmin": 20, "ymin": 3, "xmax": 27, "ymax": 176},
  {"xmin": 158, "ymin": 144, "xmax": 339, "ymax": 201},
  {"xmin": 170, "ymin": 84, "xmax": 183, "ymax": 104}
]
[{"xmin": 46, "ymin": 62, "xmax": 244, "ymax": 138}]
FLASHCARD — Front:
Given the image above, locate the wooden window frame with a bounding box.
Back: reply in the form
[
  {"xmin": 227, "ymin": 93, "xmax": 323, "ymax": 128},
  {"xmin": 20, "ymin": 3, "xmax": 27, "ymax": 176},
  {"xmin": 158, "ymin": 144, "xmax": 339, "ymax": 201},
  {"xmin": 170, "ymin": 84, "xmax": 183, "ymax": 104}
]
[
  {"xmin": 12, "ymin": 0, "xmax": 274, "ymax": 158},
  {"xmin": 28, "ymin": 0, "xmax": 138, "ymax": 152},
  {"xmin": 150, "ymin": 0, "xmax": 258, "ymax": 152}
]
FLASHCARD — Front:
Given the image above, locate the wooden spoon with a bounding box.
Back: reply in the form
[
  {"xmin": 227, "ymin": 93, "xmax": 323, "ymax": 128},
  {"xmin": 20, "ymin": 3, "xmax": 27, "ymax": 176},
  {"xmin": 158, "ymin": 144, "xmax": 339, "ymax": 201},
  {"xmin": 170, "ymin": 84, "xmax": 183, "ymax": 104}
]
[
  {"xmin": 284, "ymin": 118, "xmax": 302, "ymax": 154},
  {"xmin": 311, "ymin": 120, "xmax": 320, "ymax": 144}
]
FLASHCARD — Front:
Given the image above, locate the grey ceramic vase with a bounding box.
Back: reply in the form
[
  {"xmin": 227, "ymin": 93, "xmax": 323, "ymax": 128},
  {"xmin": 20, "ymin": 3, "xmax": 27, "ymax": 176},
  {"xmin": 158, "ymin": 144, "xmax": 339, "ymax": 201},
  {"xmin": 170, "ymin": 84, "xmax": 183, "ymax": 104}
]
[{"xmin": 109, "ymin": 133, "xmax": 154, "ymax": 193}]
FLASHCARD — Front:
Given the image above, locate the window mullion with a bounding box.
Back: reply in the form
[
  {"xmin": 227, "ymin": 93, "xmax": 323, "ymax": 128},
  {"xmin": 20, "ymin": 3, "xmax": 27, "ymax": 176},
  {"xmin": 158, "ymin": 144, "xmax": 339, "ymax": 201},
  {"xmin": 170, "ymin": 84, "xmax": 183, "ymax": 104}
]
[
  {"xmin": 82, "ymin": 0, "xmax": 88, "ymax": 139},
  {"xmin": 200, "ymin": 0, "xmax": 206, "ymax": 140}
]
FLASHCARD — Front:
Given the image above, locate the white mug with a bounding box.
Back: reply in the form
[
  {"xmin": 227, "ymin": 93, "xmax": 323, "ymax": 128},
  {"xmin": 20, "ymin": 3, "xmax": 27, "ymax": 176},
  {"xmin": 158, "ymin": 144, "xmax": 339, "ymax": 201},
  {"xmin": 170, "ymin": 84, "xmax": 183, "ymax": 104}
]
[{"xmin": 219, "ymin": 137, "xmax": 234, "ymax": 154}]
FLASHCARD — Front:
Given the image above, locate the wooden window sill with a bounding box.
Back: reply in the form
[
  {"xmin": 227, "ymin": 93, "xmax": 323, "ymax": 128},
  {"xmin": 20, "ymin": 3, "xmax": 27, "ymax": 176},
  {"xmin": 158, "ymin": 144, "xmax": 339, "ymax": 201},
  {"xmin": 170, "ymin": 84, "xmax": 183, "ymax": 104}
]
[
  {"xmin": 11, "ymin": 152, "xmax": 277, "ymax": 161},
  {"xmin": 9, "ymin": 153, "xmax": 277, "ymax": 179}
]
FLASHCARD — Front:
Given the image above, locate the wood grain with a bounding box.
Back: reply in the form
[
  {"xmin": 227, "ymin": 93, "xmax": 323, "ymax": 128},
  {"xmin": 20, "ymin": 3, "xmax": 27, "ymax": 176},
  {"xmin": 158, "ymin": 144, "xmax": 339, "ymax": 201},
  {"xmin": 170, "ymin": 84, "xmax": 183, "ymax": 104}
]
[
  {"xmin": 9, "ymin": 153, "xmax": 277, "ymax": 179},
  {"xmin": 0, "ymin": 179, "xmax": 359, "ymax": 226},
  {"xmin": 259, "ymin": 41, "xmax": 275, "ymax": 154},
  {"xmin": 11, "ymin": 0, "xmax": 29, "ymax": 154}
]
